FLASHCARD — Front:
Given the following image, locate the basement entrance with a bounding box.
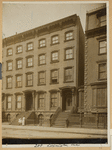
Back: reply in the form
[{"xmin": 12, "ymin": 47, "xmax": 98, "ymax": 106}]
[{"xmin": 26, "ymin": 93, "xmax": 33, "ymax": 111}]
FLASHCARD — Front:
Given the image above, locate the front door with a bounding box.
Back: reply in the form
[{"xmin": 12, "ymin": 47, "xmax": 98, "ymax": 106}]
[
  {"xmin": 26, "ymin": 93, "xmax": 33, "ymax": 111},
  {"xmin": 66, "ymin": 93, "xmax": 72, "ymax": 110}
]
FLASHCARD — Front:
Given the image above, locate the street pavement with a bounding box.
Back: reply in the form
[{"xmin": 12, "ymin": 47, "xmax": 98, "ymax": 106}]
[{"xmin": 2, "ymin": 124, "xmax": 107, "ymax": 139}]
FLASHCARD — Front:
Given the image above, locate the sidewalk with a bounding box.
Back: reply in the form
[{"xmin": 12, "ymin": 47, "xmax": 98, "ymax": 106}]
[{"xmin": 2, "ymin": 124, "xmax": 107, "ymax": 139}]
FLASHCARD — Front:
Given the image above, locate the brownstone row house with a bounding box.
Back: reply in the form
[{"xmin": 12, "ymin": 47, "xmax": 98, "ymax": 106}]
[{"xmin": 2, "ymin": 5, "xmax": 107, "ymax": 128}]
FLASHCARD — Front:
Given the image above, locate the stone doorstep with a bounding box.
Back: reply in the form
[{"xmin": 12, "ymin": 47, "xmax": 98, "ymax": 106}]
[{"xmin": 2, "ymin": 125, "xmax": 107, "ymax": 136}]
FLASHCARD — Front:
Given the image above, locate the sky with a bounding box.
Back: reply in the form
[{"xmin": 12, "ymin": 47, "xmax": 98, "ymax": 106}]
[{"xmin": 2, "ymin": 2, "xmax": 106, "ymax": 38}]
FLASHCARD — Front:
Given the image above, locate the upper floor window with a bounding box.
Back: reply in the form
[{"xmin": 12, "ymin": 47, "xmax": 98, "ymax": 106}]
[
  {"xmin": 7, "ymin": 95, "xmax": 12, "ymax": 110},
  {"xmin": 16, "ymin": 75, "xmax": 22, "ymax": 88},
  {"xmin": 16, "ymin": 95, "xmax": 22, "ymax": 109},
  {"xmin": 51, "ymin": 69, "xmax": 59, "ymax": 84},
  {"xmin": 98, "ymin": 63, "xmax": 107, "ymax": 80},
  {"xmin": 7, "ymin": 76, "xmax": 12, "ymax": 89},
  {"xmin": 16, "ymin": 59, "xmax": 22, "ymax": 69},
  {"xmin": 99, "ymin": 15, "xmax": 106, "ymax": 26},
  {"xmin": 50, "ymin": 92, "xmax": 57, "ymax": 108},
  {"xmin": 17, "ymin": 45, "xmax": 22, "ymax": 53},
  {"xmin": 51, "ymin": 35, "xmax": 59, "ymax": 45},
  {"xmin": 38, "ymin": 71, "xmax": 46, "ymax": 85},
  {"xmin": 38, "ymin": 93, "xmax": 45, "ymax": 109},
  {"xmin": 51, "ymin": 51, "xmax": 59, "ymax": 63},
  {"xmin": 65, "ymin": 31, "xmax": 73, "ymax": 41},
  {"xmin": 39, "ymin": 39, "xmax": 46, "ymax": 48},
  {"xmin": 26, "ymin": 73, "xmax": 33, "ymax": 86},
  {"xmin": 27, "ymin": 42, "xmax": 33, "ymax": 51},
  {"xmin": 7, "ymin": 61, "xmax": 12, "ymax": 71},
  {"xmin": 39, "ymin": 54, "xmax": 46, "ymax": 65},
  {"xmin": 64, "ymin": 67, "xmax": 73, "ymax": 82},
  {"xmin": 99, "ymin": 40, "xmax": 107, "ymax": 54},
  {"xmin": 26, "ymin": 56, "xmax": 33, "ymax": 67},
  {"xmin": 65, "ymin": 48, "xmax": 73, "ymax": 60},
  {"xmin": 7, "ymin": 48, "xmax": 12, "ymax": 56}
]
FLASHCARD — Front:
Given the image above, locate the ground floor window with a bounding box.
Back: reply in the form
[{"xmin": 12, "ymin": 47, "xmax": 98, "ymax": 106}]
[
  {"xmin": 7, "ymin": 96, "xmax": 12, "ymax": 110},
  {"xmin": 16, "ymin": 95, "xmax": 22, "ymax": 109},
  {"xmin": 50, "ymin": 92, "xmax": 57, "ymax": 108},
  {"xmin": 92, "ymin": 87, "xmax": 107, "ymax": 107},
  {"xmin": 38, "ymin": 93, "xmax": 45, "ymax": 109}
]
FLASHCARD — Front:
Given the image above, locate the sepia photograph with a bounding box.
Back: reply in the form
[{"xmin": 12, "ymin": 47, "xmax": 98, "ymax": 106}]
[{"xmin": 1, "ymin": 1, "xmax": 109, "ymax": 147}]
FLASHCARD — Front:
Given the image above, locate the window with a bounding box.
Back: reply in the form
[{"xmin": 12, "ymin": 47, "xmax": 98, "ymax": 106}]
[
  {"xmin": 7, "ymin": 76, "xmax": 12, "ymax": 88},
  {"xmin": 16, "ymin": 95, "xmax": 22, "ymax": 109},
  {"xmin": 51, "ymin": 70, "xmax": 58, "ymax": 84},
  {"xmin": 27, "ymin": 42, "xmax": 33, "ymax": 51},
  {"xmin": 92, "ymin": 87, "xmax": 107, "ymax": 107},
  {"xmin": 51, "ymin": 51, "xmax": 59, "ymax": 62},
  {"xmin": 16, "ymin": 59, "xmax": 22, "ymax": 69},
  {"xmin": 64, "ymin": 67, "xmax": 73, "ymax": 82},
  {"xmin": 65, "ymin": 31, "xmax": 73, "ymax": 41},
  {"xmin": 51, "ymin": 35, "xmax": 59, "ymax": 44},
  {"xmin": 7, "ymin": 48, "xmax": 12, "ymax": 56},
  {"xmin": 99, "ymin": 15, "xmax": 106, "ymax": 26},
  {"xmin": 65, "ymin": 48, "xmax": 73, "ymax": 60},
  {"xmin": 39, "ymin": 54, "xmax": 45, "ymax": 65},
  {"xmin": 16, "ymin": 75, "xmax": 22, "ymax": 88},
  {"xmin": 38, "ymin": 93, "xmax": 45, "ymax": 109},
  {"xmin": 50, "ymin": 92, "xmax": 57, "ymax": 108},
  {"xmin": 26, "ymin": 73, "xmax": 33, "ymax": 86},
  {"xmin": 39, "ymin": 39, "xmax": 46, "ymax": 48},
  {"xmin": 7, "ymin": 61, "xmax": 12, "ymax": 71},
  {"xmin": 17, "ymin": 46, "xmax": 22, "ymax": 53},
  {"xmin": 99, "ymin": 63, "xmax": 107, "ymax": 80},
  {"xmin": 99, "ymin": 40, "xmax": 107, "ymax": 54},
  {"xmin": 27, "ymin": 57, "xmax": 33, "ymax": 67},
  {"xmin": 38, "ymin": 114, "xmax": 44, "ymax": 125},
  {"xmin": 7, "ymin": 96, "xmax": 12, "ymax": 110},
  {"xmin": 38, "ymin": 71, "xmax": 45, "ymax": 85}
]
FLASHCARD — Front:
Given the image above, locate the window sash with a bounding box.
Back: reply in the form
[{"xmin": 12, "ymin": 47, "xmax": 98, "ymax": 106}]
[
  {"xmin": 7, "ymin": 62, "xmax": 12, "ymax": 70},
  {"xmin": 8, "ymin": 49, "xmax": 12, "ymax": 55},
  {"xmin": 27, "ymin": 43, "xmax": 33, "ymax": 50},
  {"xmin": 7, "ymin": 77, "xmax": 12, "ymax": 88},
  {"xmin": 17, "ymin": 76, "xmax": 22, "ymax": 87},
  {"xmin": 39, "ymin": 40, "xmax": 45, "ymax": 47},
  {"xmin": 52, "ymin": 36, "xmax": 58, "ymax": 44},
  {"xmin": 27, "ymin": 74, "xmax": 33, "ymax": 86},
  {"xmin": 39, "ymin": 55, "xmax": 45, "ymax": 65},
  {"xmin": 65, "ymin": 68, "xmax": 72, "ymax": 81},
  {"xmin": 16, "ymin": 95, "xmax": 22, "ymax": 109},
  {"xmin": 66, "ymin": 49, "xmax": 73, "ymax": 59},
  {"xmin": 38, "ymin": 94, "xmax": 45, "ymax": 108},
  {"xmin": 27, "ymin": 58, "xmax": 33, "ymax": 67},
  {"xmin": 99, "ymin": 41, "xmax": 107, "ymax": 54},
  {"xmin": 17, "ymin": 46, "xmax": 22, "ymax": 53},
  {"xmin": 39, "ymin": 72, "xmax": 45, "ymax": 84},
  {"xmin": 66, "ymin": 32, "xmax": 73, "ymax": 40},
  {"xmin": 52, "ymin": 52, "xmax": 58, "ymax": 61},
  {"xmin": 17, "ymin": 60, "xmax": 22, "ymax": 68},
  {"xmin": 7, "ymin": 96, "xmax": 12, "ymax": 109},
  {"xmin": 99, "ymin": 63, "xmax": 107, "ymax": 80},
  {"xmin": 51, "ymin": 93, "xmax": 57, "ymax": 107}
]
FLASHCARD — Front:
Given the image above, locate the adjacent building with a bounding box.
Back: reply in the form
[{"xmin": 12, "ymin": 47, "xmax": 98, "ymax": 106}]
[
  {"xmin": 2, "ymin": 14, "xmax": 85, "ymax": 127},
  {"xmin": 83, "ymin": 4, "xmax": 107, "ymax": 128}
]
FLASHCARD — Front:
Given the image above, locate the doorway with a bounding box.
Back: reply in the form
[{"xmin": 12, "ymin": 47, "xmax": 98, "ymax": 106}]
[
  {"xmin": 62, "ymin": 90, "xmax": 72, "ymax": 111},
  {"xmin": 26, "ymin": 93, "xmax": 33, "ymax": 111}
]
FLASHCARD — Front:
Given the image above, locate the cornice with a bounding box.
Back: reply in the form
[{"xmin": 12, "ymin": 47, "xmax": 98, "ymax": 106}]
[
  {"xmin": 85, "ymin": 26, "xmax": 106, "ymax": 38},
  {"xmin": 3, "ymin": 14, "xmax": 77, "ymax": 48}
]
